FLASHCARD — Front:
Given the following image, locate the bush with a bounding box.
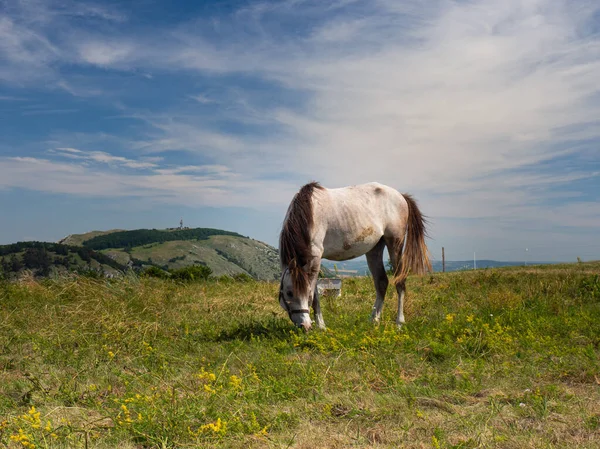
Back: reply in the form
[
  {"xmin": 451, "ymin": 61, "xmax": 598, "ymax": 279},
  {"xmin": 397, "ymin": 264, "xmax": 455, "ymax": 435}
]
[
  {"xmin": 170, "ymin": 265, "xmax": 212, "ymax": 282},
  {"xmin": 232, "ymin": 273, "xmax": 253, "ymax": 282},
  {"xmin": 142, "ymin": 266, "xmax": 171, "ymax": 279}
]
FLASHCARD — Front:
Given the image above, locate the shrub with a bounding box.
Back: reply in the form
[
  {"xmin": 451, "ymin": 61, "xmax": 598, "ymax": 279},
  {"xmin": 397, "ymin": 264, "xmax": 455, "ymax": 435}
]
[
  {"xmin": 170, "ymin": 265, "xmax": 213, "ymax": 282},
  {"xmin": 232, "ymin": 273, "xmax": 253, "ymax": 282},
  {"xmin": 142, "ymin": 266, "xmax": 171, "ymax": 279}
]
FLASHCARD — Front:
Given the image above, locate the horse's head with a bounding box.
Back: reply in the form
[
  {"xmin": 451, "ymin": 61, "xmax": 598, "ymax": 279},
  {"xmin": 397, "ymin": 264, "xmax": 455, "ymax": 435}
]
[{"xmin": 279, "ymin": 260, "xmax": 313, "ymax": 331}]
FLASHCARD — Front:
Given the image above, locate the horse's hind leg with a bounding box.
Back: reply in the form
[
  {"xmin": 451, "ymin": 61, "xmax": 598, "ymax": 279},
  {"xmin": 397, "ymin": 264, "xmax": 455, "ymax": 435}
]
[
  {"xmin": 385, "ymin": 236, "xmax": 406, "ymax": 328},
  {"xmin": 394, "ymin": 281, "xmax": 406, "ymax": 327},
  {"xmin": 366, "ymin": 238, "xmax": 389, "ymax": 324}
]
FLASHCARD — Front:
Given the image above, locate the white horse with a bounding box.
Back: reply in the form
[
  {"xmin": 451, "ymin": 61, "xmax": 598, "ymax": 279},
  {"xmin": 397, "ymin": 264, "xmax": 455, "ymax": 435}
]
[{"xmin": 279, "ymin": 182, "xmax": 431, "ymax": 330}]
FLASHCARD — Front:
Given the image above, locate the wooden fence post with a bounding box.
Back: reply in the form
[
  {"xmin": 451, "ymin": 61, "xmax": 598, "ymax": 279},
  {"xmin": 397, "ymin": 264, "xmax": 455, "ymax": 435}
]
[{"xmin": 442, "ymin": 247, "xmax": 445, "ymax": 273}]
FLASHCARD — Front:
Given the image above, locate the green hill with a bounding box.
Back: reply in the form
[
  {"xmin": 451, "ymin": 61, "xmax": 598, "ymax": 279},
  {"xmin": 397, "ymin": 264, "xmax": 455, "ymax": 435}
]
[
  {"xmin": 58, "ymin": 227, "xmax": 281, "ymax": 280},
  {"xmin": 0, "ymin": 241, "xmax": 127, "ymax": 279},
  {"xmin": 79, "ymin": 228, "xmax": 244, "ymax": 250},
  {"xmin": 58, "ymin": 229, "xmax": 125, "ymax": 247}
]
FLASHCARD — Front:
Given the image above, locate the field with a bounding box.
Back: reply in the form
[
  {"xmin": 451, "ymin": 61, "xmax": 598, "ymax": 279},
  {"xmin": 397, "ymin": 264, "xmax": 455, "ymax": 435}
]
[{"xmin": 1, "ymin": 263, "xmax": 599, "ymax": 448}]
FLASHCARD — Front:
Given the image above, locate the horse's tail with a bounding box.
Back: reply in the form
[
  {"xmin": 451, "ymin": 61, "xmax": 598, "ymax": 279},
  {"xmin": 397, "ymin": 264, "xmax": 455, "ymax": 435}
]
[{"xmin": 394, "ymin": 193, "xmax": 432, "ymax": 284}]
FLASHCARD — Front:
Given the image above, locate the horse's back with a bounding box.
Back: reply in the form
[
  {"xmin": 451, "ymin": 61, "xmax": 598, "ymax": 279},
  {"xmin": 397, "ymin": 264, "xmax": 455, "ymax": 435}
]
[
  {"xmin": 312, "ymin": 182, "xmax": 408, "ymax": 260},
  {"xmin": 316, "ymin": 182, "xmax": 406, "ymax": 224}
]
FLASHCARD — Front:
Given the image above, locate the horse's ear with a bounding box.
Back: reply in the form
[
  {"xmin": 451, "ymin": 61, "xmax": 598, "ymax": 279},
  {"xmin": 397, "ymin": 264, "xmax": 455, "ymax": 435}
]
[{"xmin": 289, "ymin": 258, "xmax": 297, "ymax": 271}]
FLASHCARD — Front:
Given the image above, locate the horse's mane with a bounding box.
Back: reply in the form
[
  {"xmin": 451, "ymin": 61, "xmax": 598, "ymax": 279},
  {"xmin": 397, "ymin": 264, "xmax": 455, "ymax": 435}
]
[{"xmin": 279, "ymin": 181, "xmax": 323, "ymax": 296}]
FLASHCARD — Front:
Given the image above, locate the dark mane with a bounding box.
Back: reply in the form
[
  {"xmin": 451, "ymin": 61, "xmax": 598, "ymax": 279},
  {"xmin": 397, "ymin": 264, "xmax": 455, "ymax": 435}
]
[{"xmin": 279, "ymin": 181, "xmax": 323, "ymax": 295}]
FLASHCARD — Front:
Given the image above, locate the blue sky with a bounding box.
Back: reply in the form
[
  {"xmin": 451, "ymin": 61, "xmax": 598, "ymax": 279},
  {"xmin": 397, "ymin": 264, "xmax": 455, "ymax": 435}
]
[{"xmin": 1, "ymin": 0, "xmax": 599, "ymax": 262}]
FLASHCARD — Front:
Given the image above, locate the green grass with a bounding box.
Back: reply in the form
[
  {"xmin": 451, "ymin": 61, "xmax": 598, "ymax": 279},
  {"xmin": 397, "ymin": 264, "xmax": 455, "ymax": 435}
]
[{"xmin": 1, "ymin": 263, "xmax": 599, "ymax": 448}]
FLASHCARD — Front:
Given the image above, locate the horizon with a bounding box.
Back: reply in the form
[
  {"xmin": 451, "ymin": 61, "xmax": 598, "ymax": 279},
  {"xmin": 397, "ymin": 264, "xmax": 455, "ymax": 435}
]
[
  {"xmin": 0, "ymin": 225, "xmax": 585, "ymax": 265},
  {"xmin": 1, "ymin": 0, "xmax": 599, "ymax": 263}
]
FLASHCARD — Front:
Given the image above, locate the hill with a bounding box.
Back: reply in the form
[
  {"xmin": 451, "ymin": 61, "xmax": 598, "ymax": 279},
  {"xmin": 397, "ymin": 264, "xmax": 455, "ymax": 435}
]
[
  {"xmin": 0, "ymin": 262, "xmax": 598, "ymax": 448},
  {"xmin": 0, "ymin": 241, "xmax": 127, "ymax": 279},
  {"xmin": 59, "ymin": 229, "xmax": 125, "ymax": 247},
  {"xmin": 59, "ymin": 227, "xmax": 281, "ymax": 280}
]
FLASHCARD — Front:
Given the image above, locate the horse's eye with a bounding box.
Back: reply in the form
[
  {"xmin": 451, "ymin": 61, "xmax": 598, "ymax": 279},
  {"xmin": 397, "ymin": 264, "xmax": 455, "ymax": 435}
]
[{"xmin": 286, "ymin": 291, "xmax": 293, "ymax": 298}]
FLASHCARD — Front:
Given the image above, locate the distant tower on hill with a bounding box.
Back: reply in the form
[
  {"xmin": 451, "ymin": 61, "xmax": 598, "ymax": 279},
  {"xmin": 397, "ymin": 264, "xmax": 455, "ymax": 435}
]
[{"xmin": 179, "ymin": 219, "xmax": 183, "ymax": 230}]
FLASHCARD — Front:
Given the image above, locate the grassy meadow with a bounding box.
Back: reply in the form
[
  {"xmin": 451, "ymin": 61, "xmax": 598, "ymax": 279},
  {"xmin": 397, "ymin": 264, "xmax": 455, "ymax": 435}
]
[{"xmin": 1, "ymin": 262, "xmax": 599, "ymax": 448}]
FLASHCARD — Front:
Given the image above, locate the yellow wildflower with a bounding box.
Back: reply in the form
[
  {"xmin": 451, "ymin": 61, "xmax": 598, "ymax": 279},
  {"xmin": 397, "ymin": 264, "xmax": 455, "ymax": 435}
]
[
  {"xmin": 21, "ymin": 406, "xmax": 41, "ymax": 429},
  {"xmin": 255, "ymin": 426, "xmax": 269, "ymax": 437},
  {"xmin": 229, "ymin": 375, "xmax": 242, "ymax": 391},
  {"xmin": 120, "ymin": 404, "xmax": 133, "ymax": 424},
  {"xmin": 198, "ymin": 367, "xmax": 216, "ymax": 382},
  {"xmin": 199, "ymin": 418, "xmax": 227, "ymax": 435},
  {"xmin": 10, "ymin": 428, "xmax": 35, "ymax": 448}
]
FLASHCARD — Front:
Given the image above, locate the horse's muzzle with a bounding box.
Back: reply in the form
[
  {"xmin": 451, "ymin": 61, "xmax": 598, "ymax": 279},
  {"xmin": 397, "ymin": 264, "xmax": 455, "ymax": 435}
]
[{"xmin": 297, "ymin": 321, "xmax": 312, "ymax": 331}]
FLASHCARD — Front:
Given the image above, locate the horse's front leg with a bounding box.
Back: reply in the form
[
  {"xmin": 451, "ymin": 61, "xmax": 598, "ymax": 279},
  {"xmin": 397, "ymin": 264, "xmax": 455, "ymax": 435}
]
[
  {"xmin": 312, "ymin": 287, "xmax": 326, "ymax": 329},
  {"xmin": 308, "ymin": 256, "xmax": 326, "ymax": 330}
]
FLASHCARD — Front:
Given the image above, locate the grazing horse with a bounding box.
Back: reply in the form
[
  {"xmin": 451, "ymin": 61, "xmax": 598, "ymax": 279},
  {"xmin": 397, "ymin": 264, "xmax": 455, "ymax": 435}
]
[{"xmin": 278, "ymin": 182, "xmax": 431, "ymax": 330}]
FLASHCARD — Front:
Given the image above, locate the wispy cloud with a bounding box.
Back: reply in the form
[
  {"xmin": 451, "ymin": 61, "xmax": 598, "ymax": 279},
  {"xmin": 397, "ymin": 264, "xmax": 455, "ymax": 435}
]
[
  {"xmin": 0, "ymin": 149, "xmax": 295, "ymax": 207},
  {"xmin": 0, "ymin": 95, "xmax": 28, "ymax": 101},
  {"xmin": 189, "ymin": 94, "xmax": 217, "ymax": 104},
  {"xmin": 50, "ymin": 148, "xmax": 158, "ymax": 169},
  {"xmin": 77, "ymin": 41, "xmax": 136, "ymax": 67},
  {"xmin": 0, "ymin": 15, "xmax": 61, "ymax": 84}
]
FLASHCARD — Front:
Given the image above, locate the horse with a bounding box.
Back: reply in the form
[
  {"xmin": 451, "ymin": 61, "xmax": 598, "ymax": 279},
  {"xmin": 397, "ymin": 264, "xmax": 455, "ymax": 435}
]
[{"xmin": 278, "ymin": 181, "xmax": 431, "ymax": 331}]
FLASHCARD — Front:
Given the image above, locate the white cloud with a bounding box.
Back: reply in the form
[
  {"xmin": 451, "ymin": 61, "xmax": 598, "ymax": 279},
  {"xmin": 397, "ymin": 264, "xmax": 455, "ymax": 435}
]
[
  {"xmin": 0, "ymin": 0, "xmax": 128, "ymax": 84},
  {"xmin": 131, "ymin": 121, "xmax": 248, "ymax": 157},
  {"xmin": 55, "ymin": 147, "xmax": 83, "ymax": 154},
  {"xmin": 51, "ymin": 148, "xmax": 157, "ymax": 169},
  {"xmin": 0, "ymin": 151, "xmax": 295, "ymax": 208},
  {"xmin": 0, "ymin": 16, "xmax": 60, "ymax": 83},
  {"xmin": 155, "ymin": 165, "xmax": 233, "ymax": 175},
  {"xmin": 77, "ymin": 41, "xmax": 135, "ymax": 66},
  {"xmin": 309, "ymin": 18, "xmax": 366, "ymax": 42},
  {"xmin": 63, "ymin": 3, "xmax": 127, "ymax": 23},
  {"xmin": 189, "ymin": 94, "xmax": 216, "ymax": 104}
]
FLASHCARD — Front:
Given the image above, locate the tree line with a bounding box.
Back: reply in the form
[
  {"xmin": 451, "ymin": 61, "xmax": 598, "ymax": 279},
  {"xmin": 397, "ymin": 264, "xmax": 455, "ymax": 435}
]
[{"xmin": 82, "ymin": 228, "xmax": 244, "ymax": 250}]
